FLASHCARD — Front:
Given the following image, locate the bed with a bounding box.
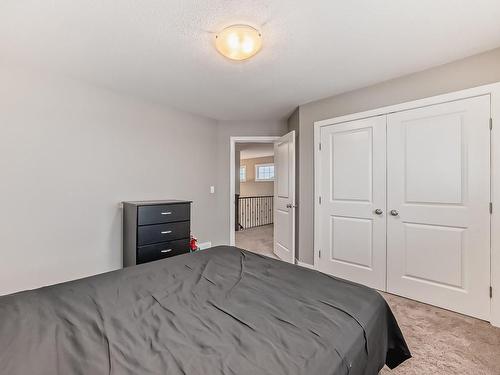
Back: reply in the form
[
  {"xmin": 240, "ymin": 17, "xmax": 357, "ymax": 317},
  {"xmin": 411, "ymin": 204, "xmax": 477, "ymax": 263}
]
[{"xmin": 0, "ymin": 246, "xmax": 410, "ymax": 374}]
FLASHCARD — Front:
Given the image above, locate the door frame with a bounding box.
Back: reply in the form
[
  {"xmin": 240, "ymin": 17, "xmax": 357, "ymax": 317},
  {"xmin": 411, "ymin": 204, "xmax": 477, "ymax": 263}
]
[
  {"xmin": 314, "ymin": 81, "xmax": 500, "ymax": 326},
  {"xmin": 229, "ymin": 136, "xmax": 280, "ymax": 247}
]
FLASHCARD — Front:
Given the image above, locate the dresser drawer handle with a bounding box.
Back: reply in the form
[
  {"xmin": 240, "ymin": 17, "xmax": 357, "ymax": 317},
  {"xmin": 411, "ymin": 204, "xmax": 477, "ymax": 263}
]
[
  {"xmin": 161, "ymin": 212, "xmax": 172, "ymax": 215},
  {"xmin": 161, "ymin": 230, "xmax": 172, "ymax": 234},
  {"xmin": 161, "ymin": 249, "xmax": 172, "ymax": 253}
]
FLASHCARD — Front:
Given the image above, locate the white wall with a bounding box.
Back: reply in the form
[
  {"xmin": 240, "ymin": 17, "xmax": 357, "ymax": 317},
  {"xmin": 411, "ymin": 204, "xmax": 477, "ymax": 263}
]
[{"xmin": 0, "ymin": 65, "xmax": 220, "ymax": 295}]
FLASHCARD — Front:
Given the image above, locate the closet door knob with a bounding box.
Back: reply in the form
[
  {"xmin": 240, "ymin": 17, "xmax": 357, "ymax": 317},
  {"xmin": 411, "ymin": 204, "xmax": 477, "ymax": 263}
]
[
  {"xmin": 374, "ymin": 209, "xmax": 383, "ymax": 215},
  {"xmin": 390, "ymin": 210, "xmax": 399, "ymax": 216}
]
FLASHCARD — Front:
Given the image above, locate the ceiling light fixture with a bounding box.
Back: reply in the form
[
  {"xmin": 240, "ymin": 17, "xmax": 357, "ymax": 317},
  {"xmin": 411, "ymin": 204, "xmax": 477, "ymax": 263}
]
[{"xmin": 215, "ymin": 24, "xmax": 262, "ymax": 61}]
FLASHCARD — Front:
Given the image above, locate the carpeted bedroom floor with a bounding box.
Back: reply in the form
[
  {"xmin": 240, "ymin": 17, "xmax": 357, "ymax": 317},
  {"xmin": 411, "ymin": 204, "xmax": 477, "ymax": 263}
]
[
  {"xmin": 380, "ymin": 292, "xmax": 500, "ymax": 374},
  {"xmin": 235, "ymin": 224, "xmax": 500, "ymax": 374},
  {"xmin": 235, "ymin": 224, "xmax": 277, "ymax": 259}
]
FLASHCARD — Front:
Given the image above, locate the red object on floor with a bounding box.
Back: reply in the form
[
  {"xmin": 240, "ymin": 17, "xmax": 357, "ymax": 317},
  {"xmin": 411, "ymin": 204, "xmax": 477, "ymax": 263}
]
[{"xmin": 190, "ymin": 236, "xmax": 198, "ymax": 251}]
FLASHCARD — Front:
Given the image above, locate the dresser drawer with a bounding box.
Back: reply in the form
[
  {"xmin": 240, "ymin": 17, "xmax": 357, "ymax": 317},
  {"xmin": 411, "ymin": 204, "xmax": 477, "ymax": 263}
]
[
  {"xmin": 138, "ymin": 221, "xmax": 190, "ymax": 245},
  {"xmin": 138, "ymin": 204, "xmax": 190, "ymax": 225},
  {"xmin": 137, "ymin": 239, "xmax": 190, "ymax": 264}
]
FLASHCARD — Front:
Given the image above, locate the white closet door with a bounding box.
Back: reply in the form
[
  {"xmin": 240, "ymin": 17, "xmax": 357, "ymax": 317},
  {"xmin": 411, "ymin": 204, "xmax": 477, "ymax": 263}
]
[
  {"xmin": 387, "ymin": 95, "xmax": 491, "ymax": 320},
  {"xmin": 317, "ymin": 116, "xmax": 387, "ymax": 290}
]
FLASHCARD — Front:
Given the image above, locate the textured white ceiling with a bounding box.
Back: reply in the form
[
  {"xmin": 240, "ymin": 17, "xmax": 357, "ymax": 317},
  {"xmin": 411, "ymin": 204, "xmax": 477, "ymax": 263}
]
[{"xmin": 1, "ymin": 1, "xmax": 500, "ymax": 121}]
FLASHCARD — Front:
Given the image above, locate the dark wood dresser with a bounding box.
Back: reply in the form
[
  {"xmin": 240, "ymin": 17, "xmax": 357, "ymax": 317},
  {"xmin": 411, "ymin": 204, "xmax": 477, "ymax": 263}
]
[{"xmin": 122, "ymin": 200, "xmax": 192, "ymax": 267}]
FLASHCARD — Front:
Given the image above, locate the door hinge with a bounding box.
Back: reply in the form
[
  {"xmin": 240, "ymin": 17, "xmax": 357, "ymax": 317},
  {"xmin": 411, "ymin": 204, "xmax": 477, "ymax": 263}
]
[
  {"xmin": 490, "ymin": 118, "xmax": 493, "ymax": 131},
  {"xmin": 319, "ymin": 142, "xmax": 322, "ymax": 151},
  {"xmin": 490, "ymin": 202, "xmax": 493, "ymax": 214},
  {"xmin": 319, "ymin": 196, "xmax": 322, "ymax": 204},
  {"xmin": 490, "ymin": 286, "xmax": 493, "ymax": 299},
  {"xmin": 318, "ymin": 250, "xmax": 321, "ymax": 258}
]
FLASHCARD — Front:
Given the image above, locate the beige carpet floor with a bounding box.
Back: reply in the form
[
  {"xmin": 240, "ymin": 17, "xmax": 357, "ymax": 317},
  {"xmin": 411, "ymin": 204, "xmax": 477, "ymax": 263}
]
[
  {"xmin": 235, "ymin": 225, "xmax": 500, "ymax": 374},
  {"xmin": 380, "ymin": 293, "xmax": 500, "ymax": 374},
  {"xmin": 235, "ymin": 224, "xmax": 277, "ymax": 259}
]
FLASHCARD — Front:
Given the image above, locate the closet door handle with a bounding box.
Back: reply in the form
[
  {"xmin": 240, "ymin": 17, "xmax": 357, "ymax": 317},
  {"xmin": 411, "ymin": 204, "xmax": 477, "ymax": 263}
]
[
  {"xmin": 390, "ymin": 210, "xmax": 399, "ymax": 216},
  {"xmin": 374, "ymin": 208, "xmax": 383, "ymax": 215}
]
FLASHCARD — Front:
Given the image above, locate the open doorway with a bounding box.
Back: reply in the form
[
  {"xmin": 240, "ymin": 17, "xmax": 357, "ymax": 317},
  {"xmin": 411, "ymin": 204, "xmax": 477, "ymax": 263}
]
[
  {"xmin": 235, "ymin": 143, "xmax": 276, "ymax": 258},
  {"xmin": 229, "ymin": 132, "xmax": 296, "ymax": 263}
]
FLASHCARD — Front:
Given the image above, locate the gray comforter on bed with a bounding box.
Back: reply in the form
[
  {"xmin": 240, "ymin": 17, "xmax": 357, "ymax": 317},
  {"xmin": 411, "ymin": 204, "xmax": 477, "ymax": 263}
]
[{"xmin": 0, "ymin": 246, "xmax": 410, "ymax": 375}]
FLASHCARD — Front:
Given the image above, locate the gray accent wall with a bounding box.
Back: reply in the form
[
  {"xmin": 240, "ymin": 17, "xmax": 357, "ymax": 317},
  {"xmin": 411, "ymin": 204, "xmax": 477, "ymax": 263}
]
[
  {"xmin": 0, "ymin": 64, "xmax": 222, "ymax": 295},
  {"xmin": 0, "ymin": 64, "xmax": 286, "ymax": 296},
  {"xmin": 289, "ymin": 47, "xmax": 500, "ymax": 265}
]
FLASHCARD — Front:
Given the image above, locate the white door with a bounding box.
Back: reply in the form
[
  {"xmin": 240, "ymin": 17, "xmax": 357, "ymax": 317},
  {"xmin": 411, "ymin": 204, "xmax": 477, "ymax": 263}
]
[
  {"xmin": 387, "ymin": 95, "xmax": 491, "ymax": 320},
  {"xmin": 317, "ymin": 116, "xmax": 387, "ymax": 290},
  {"xmin": 273, "ymin": 131, "xmax": 296, "ymax": 263}
]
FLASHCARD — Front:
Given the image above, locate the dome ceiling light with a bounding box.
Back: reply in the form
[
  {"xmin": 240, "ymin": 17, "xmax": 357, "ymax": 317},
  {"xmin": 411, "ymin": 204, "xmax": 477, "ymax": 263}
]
[{"xmin": 215, "ymin": 24, "xmax": 262, "ymax": 61}]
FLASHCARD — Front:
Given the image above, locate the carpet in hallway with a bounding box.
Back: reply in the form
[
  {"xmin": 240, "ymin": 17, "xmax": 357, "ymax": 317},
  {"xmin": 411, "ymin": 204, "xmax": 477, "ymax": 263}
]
[{"xmin": 235, "ymin": 224, "xmax": 276, "ymax": 259}]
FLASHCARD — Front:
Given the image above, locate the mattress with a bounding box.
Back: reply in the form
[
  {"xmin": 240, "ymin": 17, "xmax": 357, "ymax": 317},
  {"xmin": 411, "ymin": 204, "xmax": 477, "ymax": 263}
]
[{"xmin": 0, "ymin": 246, "xmax": 410, "ymax": 374}]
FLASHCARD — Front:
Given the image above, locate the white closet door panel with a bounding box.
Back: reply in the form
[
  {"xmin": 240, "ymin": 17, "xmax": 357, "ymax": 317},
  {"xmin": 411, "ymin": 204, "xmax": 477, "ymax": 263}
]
[
  {"xmin": 331, "ymin": 128, "xmax": 373, "ymax": 201},
  {"xmin": 330, "ymin": 216, "xmax": 373, "ymax": 268},
  {"xmin": 317, "ymin": 116, "xmax": 387, "ymax": 290},
  {"xmin": 404, "ymin": 114, "xmax": 463, "ymax": 204},
  {"xmin": 387, "ymin": 95, "xmax": 491, "ymax": 320}
]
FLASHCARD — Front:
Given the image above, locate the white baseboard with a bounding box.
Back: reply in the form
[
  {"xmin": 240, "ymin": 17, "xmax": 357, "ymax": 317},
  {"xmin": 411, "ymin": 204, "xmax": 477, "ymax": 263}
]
[
  {"xmin": 295, "ymin": 260, "xmax": 315, "ymax": 270},
  {"xmin": 198, "ymin": 241, "xmax": 212, "ymax": 250}
]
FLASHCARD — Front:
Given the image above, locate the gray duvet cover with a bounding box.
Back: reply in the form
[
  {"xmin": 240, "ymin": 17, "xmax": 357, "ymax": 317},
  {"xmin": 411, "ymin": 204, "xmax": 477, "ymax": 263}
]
[{"xmin": 0, "ymin": 246, "xmax": 410, "ymax": 374}]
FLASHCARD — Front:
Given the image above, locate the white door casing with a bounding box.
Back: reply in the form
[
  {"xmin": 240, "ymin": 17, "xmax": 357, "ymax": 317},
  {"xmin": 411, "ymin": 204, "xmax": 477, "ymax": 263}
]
[
  {"xmin": 229, "ymin": 136, "xmax": 280, "ymax": 246},
  {"xmin": 316, "ymin": 116, "xmax": 387, "ymax": 290},
  {"xmin": 274, "ymin": 131, "xmax": 296, "ymax": 263},
  {"xmin": 386, "ymin": 95, "xmax": 491, "ymax": 320}
]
